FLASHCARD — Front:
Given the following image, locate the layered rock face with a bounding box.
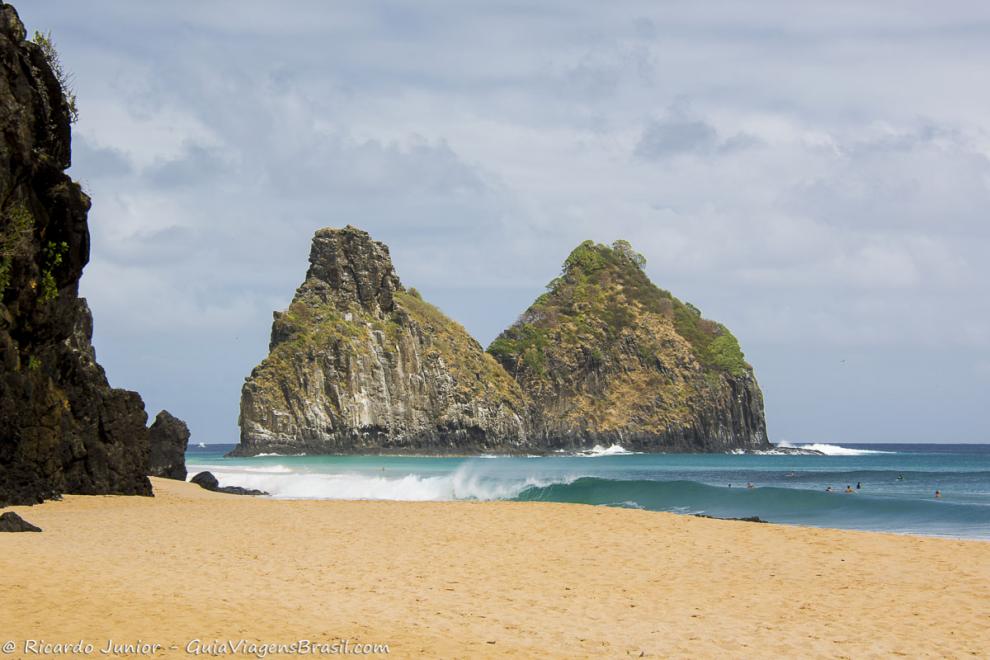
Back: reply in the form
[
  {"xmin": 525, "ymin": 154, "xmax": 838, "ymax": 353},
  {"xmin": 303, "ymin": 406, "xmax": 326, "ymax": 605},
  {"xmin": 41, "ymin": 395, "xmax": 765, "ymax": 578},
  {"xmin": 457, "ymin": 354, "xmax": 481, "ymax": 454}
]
[
  {"xmin": 488, "ymin": 240, "xmax": 769, "ymax": 452},
  {"xmin": 0, "ymin": 3, "xmax": 152, "ymax": 505},
  {"xmin": 148, "ymin": 410, "xmax": 190, "ymax": 480},
  {"xmin": 236, "ymin": 226, "xmax": 530, "ymax": 455}
]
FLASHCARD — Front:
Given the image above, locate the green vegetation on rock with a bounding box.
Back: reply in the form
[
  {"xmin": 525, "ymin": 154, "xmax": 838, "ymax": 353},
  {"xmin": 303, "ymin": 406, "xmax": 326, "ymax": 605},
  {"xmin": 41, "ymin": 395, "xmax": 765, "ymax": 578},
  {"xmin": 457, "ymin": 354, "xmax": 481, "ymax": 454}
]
[
  {"xmin": 669, "ymin": 301, "xmax": 748, "ymax": 377},
  {"xmin": 0, "ymin": 201, "xmax": 33, "ymax": 294},
  {"xmin": 32, "ymin": 30, "xmax": 78, "ymax": 123},
  {"xmin": 40, "ymin": 240, "xmax": 68, "ymax": 302},
  {"xmin": 488, "ymin": 323, "xmax": 549, "ymax": 377},
  {"xmin": 491, "ymin": 239, "xmax": 748, "ymax": 377}
]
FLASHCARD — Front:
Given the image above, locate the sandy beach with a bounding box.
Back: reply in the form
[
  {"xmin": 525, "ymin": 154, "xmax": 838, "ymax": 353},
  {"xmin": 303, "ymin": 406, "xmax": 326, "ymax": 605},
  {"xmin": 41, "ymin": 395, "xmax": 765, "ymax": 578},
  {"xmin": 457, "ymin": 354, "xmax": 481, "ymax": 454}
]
[{"xmin": 1, "ymin": 478, "xmax": 988, "ymax": 658}]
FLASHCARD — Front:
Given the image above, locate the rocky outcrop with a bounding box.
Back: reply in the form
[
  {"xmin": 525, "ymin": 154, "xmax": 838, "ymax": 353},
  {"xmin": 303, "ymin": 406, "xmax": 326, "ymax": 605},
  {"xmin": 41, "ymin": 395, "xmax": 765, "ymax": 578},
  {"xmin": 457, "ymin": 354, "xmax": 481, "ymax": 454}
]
[
  {"xmin": 236, "ymin": 226, "xmax": 530, "ymax": 455},
  {"xmin": 235, "ymin": 230, "xmax": 770, "ymax": 456},
  {"xmin": 693, "ymin": 514, "xmax": 768, "ymax": 524},
  {"xmin": 0, "ymin": 511, "xmax": 41, "ymax": 531},
  {"xmin": 190, "ymin": 471, "xmax": 267, "ymax": 496},
  {"xmin": 488, "ymin": 240, "xmax": 769, "ymax": 452},
  {"xmin": 148, "ymin": 410, "xmax": 189, "ymax": 480},
  {"xmin": 0, "ymin": 3, "xmax": 152, "ymax": 506}
]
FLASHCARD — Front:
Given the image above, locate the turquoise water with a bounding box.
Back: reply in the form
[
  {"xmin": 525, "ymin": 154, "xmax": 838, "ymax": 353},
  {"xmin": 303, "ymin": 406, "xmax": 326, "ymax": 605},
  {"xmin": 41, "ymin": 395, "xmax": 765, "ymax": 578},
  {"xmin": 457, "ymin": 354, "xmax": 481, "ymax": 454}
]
[{"xmin": 186, "ymin": 443, "xmax": 990, "ymax": 540}]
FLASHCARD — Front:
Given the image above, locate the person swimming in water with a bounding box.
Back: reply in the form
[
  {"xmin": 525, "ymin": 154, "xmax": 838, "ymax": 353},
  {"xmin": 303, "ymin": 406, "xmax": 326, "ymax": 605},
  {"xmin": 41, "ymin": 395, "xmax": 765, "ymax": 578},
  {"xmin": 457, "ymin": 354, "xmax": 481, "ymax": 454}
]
[
  {"xmin": 746, "ymin": 482, "xmax": 754, "ymax": 489},
  {"xmin": 856, "ymin": 482, "xmax": 861, "ymax": 490},
  {"xmin": 845, "ymin": 485, "xmax": 854, "ymax": 493},
  {"xmin": 935, "ymin": 490, "xmax": 941, "ymax": 499},
  {"xmin": 825, "ymin": 486, "xmax": 833, "ymax": 493}
]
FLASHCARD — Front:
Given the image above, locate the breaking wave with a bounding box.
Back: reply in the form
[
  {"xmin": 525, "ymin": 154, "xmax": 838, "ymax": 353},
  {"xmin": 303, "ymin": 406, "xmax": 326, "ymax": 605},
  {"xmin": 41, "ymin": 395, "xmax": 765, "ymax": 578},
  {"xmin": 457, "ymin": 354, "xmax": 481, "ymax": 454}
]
[
  {"xmin": 200, "ymin": 463, "xmax": 577, "ymax": 502},
  {"xmin": 775, "ymin": 442, "xmax": 896, "ymax": 456},
  {"xmin": 567, "ymin": 444, "xmax": 639, "ymax": 457}
]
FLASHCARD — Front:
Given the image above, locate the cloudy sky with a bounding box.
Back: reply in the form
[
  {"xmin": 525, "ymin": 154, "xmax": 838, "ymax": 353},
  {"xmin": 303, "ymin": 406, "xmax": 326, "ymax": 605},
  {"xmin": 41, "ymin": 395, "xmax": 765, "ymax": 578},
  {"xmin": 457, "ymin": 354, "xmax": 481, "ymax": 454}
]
[{"xmin": 18, "ymin": 1, "xmax": 990, "ymax": 444}]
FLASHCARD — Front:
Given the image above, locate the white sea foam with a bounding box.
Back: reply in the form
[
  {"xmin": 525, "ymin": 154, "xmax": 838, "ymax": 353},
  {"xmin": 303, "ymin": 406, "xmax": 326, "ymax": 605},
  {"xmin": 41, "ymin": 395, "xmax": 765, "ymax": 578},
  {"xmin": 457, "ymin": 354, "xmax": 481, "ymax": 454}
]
[
  {"xmin": 186, "ymin": 463, "xmax": 299, "ymax": 486},
  {"xmin": 745, "ymin": 447, "xmax": 803, "ymax": 455},
  {"xmin": 184, "ymin": 463, "xmax": 296, "ymax": 477},
  {"xmin": 238, "ymin": 464, "xmax": 296, "ymax": 474},
  {"xmin": 254, "ymin": 452, "xmax": 307, "ymax": 457},
  {"xmin": 776, "ymin": 441, "xmax": 895, "ymax": 456},
  {"xmin": 576, "ymin": 444, "xmax": 638, "ymax": 457},
  {"xmin": 197, "ymin": 443, "xmax": 207, "ymax": 448},
  {"xmin": 613, "ymin": 500, "xmax": 645, "ymax": 509},
  {"xmin": 205, "ymin": 463, "xmax": 577, "ymax": 501}
]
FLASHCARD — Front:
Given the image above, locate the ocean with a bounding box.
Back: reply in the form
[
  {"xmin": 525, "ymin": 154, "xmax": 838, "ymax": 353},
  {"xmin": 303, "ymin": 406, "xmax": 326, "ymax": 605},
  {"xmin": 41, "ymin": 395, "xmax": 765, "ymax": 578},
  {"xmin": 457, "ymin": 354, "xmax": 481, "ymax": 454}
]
[{"xmin": 185, "ymin": 443, "xmax": 990, "ymax": 540}]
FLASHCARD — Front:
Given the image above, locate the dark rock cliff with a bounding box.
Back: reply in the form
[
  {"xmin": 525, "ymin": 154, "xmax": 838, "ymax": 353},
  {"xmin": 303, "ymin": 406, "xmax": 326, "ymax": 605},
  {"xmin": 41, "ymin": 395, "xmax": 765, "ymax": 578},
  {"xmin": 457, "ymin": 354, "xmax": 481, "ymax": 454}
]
[
  {"xmin": 235, "ymin": 226, "xmax": 530, "ymax": 455},
  {"xmin": 488, "ymin": 240, "xmax": 770, "ymax": 452},
  {"xmin": 0, "ymin": 3, "xmax": 152, "ymax": 505}
]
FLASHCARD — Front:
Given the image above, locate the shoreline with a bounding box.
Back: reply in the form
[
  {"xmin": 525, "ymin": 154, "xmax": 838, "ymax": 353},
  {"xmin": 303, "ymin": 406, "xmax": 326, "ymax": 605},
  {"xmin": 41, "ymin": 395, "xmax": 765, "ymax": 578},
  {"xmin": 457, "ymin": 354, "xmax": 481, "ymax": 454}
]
[
  {"xmin": 214, "ymin": 446, "xmax": 817, "ymax": 458},
  {"xmin": 2, "ymin": 477, "xmax": 988, "ymax": 657}
]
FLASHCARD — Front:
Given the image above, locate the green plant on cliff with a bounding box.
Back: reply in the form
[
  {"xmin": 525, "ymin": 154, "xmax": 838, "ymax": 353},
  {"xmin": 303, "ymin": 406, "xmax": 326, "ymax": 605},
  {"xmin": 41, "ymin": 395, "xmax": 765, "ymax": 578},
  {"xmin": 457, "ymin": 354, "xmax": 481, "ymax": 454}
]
[
  {"xmin": 488, "ymin": 322, "xmax": 550, "ymax": 377},
  {"xmin": 40, "ymin": 240, "xmax": 68, "ymax": 302},
  {"xmin": 669, "ymin": 301, "xmax": 747, "ymax": 377},
  {"xmin": 611, "ymin": 239, "xmax": 647, "ymax": 269},
  {"xmin": 32, "ymin": 31, "xmax": 78, "ymax": 124},
  {"xmin": 563, "ymin": 240, "xmax": 607, "ymax": 274},
  {"xmin": 705, "ymin": 330, "xmax": 747, "ymax": 377},
  {"xmin": 0, "ymin": 201, "xmax": 34, "ymax": 294}
]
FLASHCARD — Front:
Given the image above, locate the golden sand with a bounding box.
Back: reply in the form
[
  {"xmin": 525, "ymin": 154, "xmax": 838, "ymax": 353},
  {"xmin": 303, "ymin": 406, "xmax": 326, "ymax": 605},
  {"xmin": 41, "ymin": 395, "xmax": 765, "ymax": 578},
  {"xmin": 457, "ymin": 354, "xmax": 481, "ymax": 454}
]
[{"xmin": 1, "ymin": 478, "xmax": 988, "ymax": 658}]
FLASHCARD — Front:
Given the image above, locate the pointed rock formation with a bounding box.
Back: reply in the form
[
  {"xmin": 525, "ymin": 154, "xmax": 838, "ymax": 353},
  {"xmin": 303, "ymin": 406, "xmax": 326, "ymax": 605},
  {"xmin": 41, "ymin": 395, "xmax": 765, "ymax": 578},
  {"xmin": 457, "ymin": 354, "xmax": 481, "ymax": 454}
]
[
  {"xmin": 488, "ymin": 240, "xmax": 769, "ymax": 452},
  {"xmin": 235, "ymin": 226, "xmax": 529, "ymax": 455}
]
